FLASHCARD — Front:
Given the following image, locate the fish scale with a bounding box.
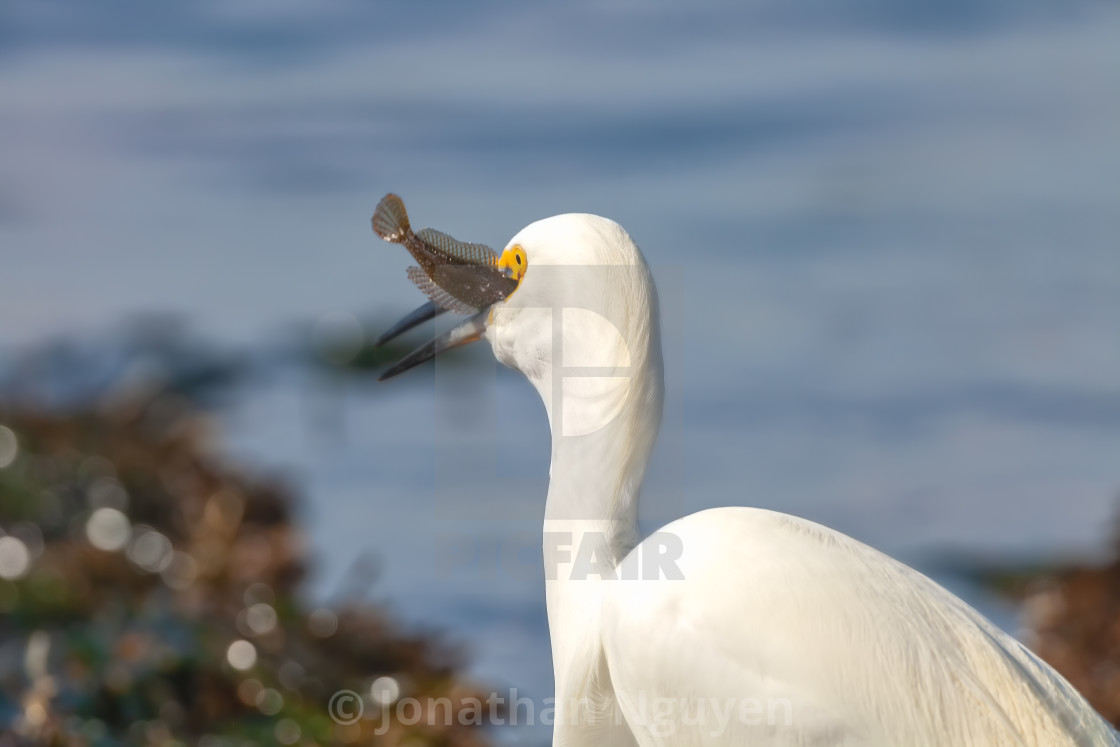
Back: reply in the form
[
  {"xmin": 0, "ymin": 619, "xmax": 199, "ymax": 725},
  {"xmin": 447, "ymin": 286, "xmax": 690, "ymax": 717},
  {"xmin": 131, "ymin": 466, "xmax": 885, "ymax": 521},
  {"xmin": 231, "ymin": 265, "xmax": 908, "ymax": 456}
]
[{"xmin": 371, "ymin": 194, "xmax": 518, "ymax": 312}]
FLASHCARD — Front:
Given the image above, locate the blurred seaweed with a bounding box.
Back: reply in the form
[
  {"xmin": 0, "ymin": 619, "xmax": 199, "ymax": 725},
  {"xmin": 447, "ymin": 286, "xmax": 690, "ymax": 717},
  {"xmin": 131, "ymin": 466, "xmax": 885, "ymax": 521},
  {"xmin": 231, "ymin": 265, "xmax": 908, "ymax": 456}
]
[
  {"xmin": 0, "ymin": 319, "xmax": 493, "ymax": 746},
  {"xmin": 939, "ymin": 511, "xmax": 1120, "ymax": 728}
]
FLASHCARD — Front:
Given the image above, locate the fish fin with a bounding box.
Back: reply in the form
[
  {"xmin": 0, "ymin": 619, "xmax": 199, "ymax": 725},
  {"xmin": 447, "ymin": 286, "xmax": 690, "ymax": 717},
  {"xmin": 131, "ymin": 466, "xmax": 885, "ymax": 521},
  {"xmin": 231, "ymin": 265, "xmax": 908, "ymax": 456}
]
[
  {"xmin": 372, "ymin": 194, "xmax": 411, "ymax": 243},
  {"xmin": 415, "ymin": 228, "xmax": 499, "ymax": 266},
  {"xmin": 406, "ymin": 266, "xmax": 478, "ymax": 315}
]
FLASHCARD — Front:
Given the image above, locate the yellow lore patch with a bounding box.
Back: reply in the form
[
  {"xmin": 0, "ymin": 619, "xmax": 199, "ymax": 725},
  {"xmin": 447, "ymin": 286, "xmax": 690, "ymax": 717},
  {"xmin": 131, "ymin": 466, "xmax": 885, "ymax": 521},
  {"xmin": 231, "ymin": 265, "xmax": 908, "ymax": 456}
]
[{"xmin": 498, "ymin": 244, "xmax": 528, "ymax": 290}]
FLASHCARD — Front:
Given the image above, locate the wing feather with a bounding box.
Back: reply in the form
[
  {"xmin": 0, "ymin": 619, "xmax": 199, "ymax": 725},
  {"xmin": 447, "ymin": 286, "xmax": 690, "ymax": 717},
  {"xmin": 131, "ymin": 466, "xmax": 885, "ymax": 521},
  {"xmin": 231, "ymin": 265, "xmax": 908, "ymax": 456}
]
[{"xmin": 600, "ymin": 507, "xmax": 1118, "ymax": 746}]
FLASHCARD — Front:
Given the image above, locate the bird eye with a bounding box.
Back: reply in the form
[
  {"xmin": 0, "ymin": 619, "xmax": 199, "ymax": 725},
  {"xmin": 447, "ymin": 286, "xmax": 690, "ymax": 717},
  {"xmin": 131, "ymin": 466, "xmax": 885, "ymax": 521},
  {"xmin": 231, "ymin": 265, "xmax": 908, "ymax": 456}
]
[{"xmin": 499, "ymin": 245, "xmax": 528, "ymax": 287}]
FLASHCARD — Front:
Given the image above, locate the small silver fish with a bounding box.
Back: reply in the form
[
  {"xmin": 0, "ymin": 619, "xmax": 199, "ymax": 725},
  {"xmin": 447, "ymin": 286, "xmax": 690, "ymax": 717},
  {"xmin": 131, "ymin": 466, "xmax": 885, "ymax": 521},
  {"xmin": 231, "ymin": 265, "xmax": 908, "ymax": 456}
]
[{"xmin": 372, "ymin": 193, "xmax": 517, "ymax": 314}]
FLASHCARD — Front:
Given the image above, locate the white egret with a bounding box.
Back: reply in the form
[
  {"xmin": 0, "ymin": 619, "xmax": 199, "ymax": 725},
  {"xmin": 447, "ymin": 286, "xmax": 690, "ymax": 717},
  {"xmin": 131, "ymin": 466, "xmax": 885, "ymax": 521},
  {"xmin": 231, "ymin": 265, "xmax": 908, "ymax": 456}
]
[{"xmin": 377, "ymin": 210, "xmax": 1118, "ymax": 746}]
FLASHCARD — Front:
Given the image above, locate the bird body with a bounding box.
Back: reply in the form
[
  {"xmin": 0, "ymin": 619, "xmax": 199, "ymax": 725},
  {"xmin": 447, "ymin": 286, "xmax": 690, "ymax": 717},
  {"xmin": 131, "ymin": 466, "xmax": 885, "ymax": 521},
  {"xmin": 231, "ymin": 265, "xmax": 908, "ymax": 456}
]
[
  {"xmin": 376, "ymin": 206, "xmax": 1118, "ymax": 746},
  {"xmin": 603, "ymin": 507, "xmax": 1111, "ymax": 745}
]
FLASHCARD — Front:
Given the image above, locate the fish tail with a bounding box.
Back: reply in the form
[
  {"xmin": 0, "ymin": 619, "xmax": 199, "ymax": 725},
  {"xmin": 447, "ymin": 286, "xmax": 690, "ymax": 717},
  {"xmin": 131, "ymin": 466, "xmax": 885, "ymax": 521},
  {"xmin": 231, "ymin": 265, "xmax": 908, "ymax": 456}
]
[{"xmin": 372, "ymin": 193, "xmax": 412, "ymax": 243}]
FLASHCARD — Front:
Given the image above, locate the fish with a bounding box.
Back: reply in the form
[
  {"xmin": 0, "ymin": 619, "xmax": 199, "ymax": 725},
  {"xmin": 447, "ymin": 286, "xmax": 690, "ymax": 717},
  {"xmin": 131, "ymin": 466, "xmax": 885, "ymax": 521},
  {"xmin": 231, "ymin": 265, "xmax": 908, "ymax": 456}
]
[{"xmin": 371, "ymin": 193, "xmax": 518, "ymax": 314}]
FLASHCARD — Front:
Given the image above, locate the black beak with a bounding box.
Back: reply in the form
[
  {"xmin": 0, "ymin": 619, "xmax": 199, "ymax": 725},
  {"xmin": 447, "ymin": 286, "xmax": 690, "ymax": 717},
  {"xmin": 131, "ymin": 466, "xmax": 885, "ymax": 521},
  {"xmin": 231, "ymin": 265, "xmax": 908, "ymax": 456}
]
[
  {"xmin": 376, "ymin": 307, "xmax": 490, "ymax": 381},
  {"xmin": 374, "ymin": 300, "xmax": 447, "ymax": 347}
]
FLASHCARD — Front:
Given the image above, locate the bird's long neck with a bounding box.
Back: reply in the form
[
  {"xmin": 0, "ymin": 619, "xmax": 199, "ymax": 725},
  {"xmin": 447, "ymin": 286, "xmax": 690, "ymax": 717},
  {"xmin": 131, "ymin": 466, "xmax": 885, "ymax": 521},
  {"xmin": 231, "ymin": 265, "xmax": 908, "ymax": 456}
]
[
  {"xmin": 535, "ymin": 313, "xmax": 664, "ymax": 700},
  {"xmin": 543, "ymin": 395, "xmax": 660, "ymax": 570}
]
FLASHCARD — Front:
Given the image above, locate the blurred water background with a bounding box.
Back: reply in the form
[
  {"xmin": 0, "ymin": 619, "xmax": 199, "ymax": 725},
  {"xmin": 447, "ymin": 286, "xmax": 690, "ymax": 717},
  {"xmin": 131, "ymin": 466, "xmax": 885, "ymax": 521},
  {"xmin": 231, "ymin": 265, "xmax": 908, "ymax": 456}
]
[{"xmin": 2, "ymin": 0, "xmax": 1119, "ymax": 743}]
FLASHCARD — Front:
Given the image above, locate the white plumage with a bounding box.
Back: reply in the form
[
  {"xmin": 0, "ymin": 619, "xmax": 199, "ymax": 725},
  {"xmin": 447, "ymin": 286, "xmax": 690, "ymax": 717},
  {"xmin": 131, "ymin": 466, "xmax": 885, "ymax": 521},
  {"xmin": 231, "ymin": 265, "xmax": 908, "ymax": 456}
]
[{"xmin": 447, "ymin": 213, "xmax": 1117, "ymax": 745}]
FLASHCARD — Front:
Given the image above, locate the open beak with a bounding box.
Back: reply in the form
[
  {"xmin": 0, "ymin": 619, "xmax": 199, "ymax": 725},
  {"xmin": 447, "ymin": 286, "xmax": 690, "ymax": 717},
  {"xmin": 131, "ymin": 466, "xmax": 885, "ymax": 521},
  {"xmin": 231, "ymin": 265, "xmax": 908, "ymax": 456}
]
[
  {"xmin": 374, "ymin": 300, "xmax": 447, "ymax": 347},
  {"xmin": 375, "ymin": 241, "xmax": 521, "ymax": 381},
  {"xmin": 376, "ymin": 306, "xmax": 490, "ymax": 381}
]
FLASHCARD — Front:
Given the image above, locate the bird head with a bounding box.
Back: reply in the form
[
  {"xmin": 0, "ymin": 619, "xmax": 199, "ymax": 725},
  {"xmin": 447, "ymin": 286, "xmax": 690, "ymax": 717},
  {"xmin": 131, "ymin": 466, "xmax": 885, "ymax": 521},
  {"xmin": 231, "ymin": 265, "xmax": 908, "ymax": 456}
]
[
  {"xmin": 487, "ymin": 215, "xmax": 652, "ymax": 371},
  {"xmin": 380, "ymin": 212, "xmax": 662, "ymax": 436}
]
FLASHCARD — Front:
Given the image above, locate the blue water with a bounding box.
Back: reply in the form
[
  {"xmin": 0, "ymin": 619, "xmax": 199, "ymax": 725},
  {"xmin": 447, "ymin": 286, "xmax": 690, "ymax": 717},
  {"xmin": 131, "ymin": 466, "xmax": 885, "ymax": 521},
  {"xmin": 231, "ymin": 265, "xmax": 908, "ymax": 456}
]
[{"xmin": 3, "ymin": 2, "xmax": 1120, "ymax": 743}]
